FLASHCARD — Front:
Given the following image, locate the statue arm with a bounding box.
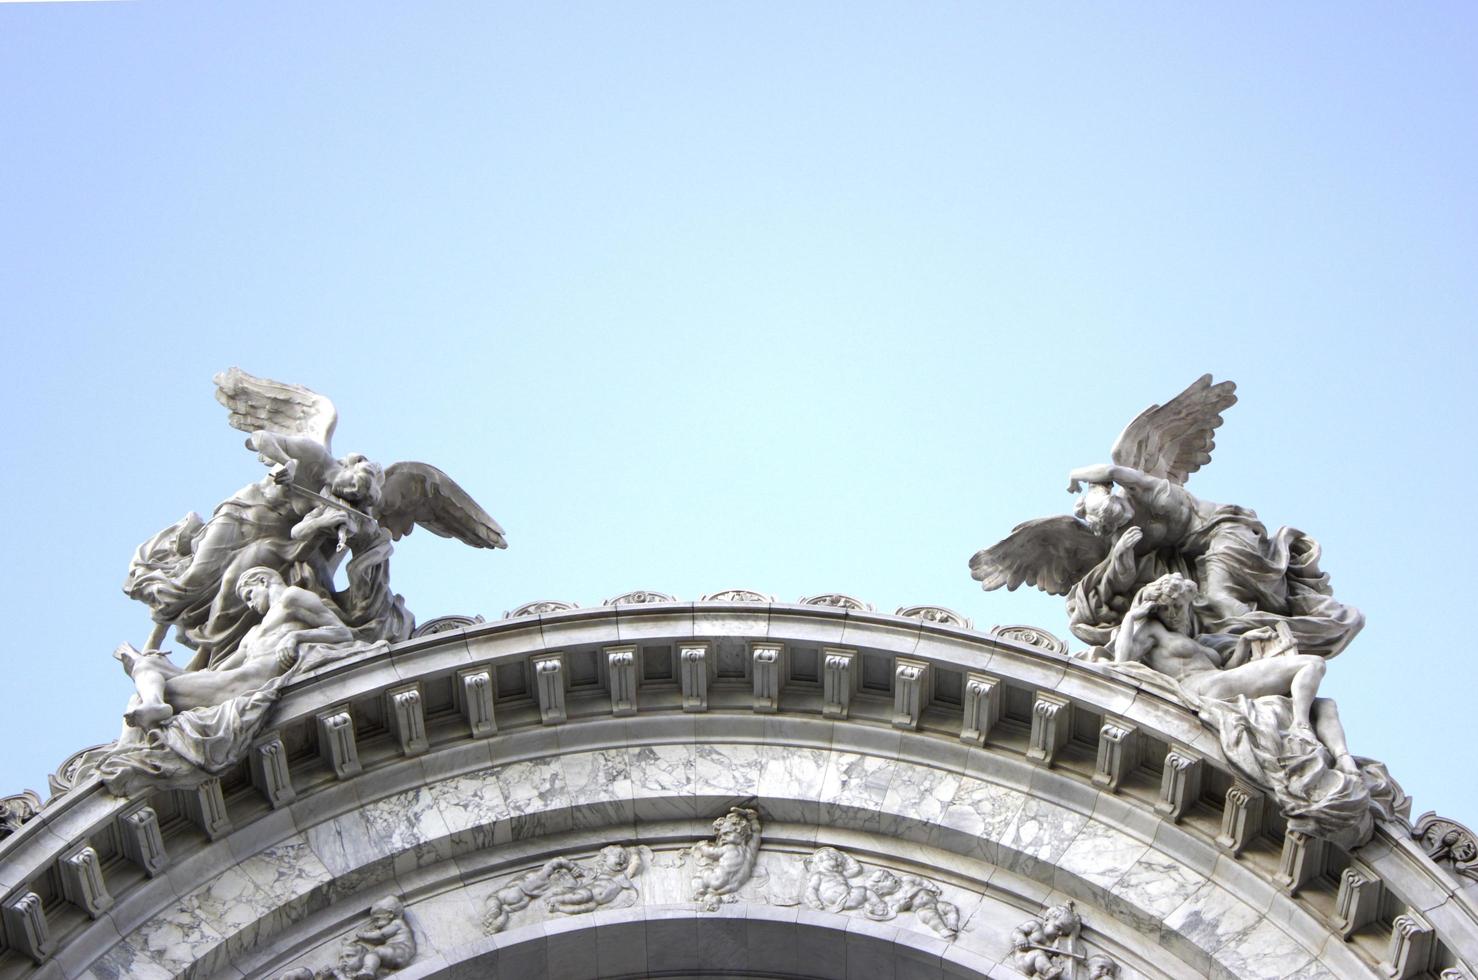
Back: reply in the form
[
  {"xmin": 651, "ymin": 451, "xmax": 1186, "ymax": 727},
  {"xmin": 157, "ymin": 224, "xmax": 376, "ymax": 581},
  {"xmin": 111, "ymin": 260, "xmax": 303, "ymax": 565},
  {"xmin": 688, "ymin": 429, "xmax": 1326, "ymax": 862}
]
[
  {"xmin": 1067, "ymin": 463, "xmax": 1156, "ymax": 494},
  {"xmin": 1113, "ymin": 605, "xmax": 1153, "ymax": 664},
  {"xmin": 249, "ymin": 431, "xmax": 335, "ymax": 475}
]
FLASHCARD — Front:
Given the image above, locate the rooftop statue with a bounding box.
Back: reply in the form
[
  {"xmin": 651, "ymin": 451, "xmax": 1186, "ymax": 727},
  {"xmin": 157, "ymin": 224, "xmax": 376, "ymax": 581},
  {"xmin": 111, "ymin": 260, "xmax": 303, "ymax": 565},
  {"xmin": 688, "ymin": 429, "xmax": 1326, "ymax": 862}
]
[
  {"xmin": 969, "ymin": 376, "xmax": 1403, "ymax": 848},
  {"xmin": 90, "ymin": 369, "xmax": 507, "ymax": 795}
]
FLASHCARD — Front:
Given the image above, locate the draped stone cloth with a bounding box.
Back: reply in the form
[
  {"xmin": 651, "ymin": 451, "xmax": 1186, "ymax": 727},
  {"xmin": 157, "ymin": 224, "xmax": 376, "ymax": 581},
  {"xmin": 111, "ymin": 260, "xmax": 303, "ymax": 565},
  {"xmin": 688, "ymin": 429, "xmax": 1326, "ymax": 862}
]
[
  {"xmin": 92, "ymin": 639, "xmax": 387, "ymax": 798},
  {"xmin": 1068, "ymin": 501, "xmax": 1364, "ymax": 660},
  {"xmin": 1104, "ymin": 661, "xmax": 1405, "ymax": 850}
]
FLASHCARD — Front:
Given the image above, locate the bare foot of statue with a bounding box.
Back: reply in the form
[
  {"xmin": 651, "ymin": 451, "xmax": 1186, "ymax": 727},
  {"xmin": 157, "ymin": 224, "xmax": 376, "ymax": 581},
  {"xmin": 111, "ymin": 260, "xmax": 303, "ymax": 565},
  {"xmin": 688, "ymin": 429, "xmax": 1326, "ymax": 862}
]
[{"xmin": 124, "ymin": 701, "xmax": 175, "ymax": 729}]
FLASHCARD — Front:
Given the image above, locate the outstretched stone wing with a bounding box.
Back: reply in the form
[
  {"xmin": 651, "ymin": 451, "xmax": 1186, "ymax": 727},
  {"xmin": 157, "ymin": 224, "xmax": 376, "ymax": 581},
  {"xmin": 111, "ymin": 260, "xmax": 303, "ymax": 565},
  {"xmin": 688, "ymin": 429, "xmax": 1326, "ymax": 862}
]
[
  {"xmin": 1110, "ymin": 374, "xmax": 1237, "ymax": 485},
  {"xmin": 380, "ymin": 461, "xmax": 508, "ymax": 549},
  {"xmin": 969, "ymin": 516, "xmax": 1109, "ymax": 596},
  {"xmin": 213, "ymin": 367, "xmax": 338, "ymax": 451}
]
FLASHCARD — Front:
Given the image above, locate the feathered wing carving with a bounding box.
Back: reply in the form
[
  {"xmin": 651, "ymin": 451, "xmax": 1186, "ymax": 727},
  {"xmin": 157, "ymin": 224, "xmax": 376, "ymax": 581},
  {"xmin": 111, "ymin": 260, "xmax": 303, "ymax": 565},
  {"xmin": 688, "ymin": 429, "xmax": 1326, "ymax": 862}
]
[
  {"xmin": 379, "ymin": 462, "xmax": 508, "ymax": 549},
  {"xmin": 1110, "ymin": 374, "xmax": 1237, "ymax": 485},
  {"xmin": 213, "ymin": 367, "xmax": 338, "ymax": 451},
  {"xmin": 969, "ymin": 516, "xmax": 1110, "ymax": 596}
]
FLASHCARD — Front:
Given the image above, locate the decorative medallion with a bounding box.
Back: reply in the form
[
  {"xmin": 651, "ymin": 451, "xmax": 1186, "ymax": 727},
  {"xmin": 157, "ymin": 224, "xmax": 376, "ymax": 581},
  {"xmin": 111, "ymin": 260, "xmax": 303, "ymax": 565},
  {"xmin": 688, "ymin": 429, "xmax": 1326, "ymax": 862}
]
[
  {"xmin": 1413, "ymin": 811, "xmax": 1478, "ymax": 883},
  {"xmin": 410, "ymin": 614, "xmax": 486, "ymax": 637},
  {"xmin": 700, "ymin": 589, "xmax": 775, "ymax": 603},
  {"xmin": 0, "ymin": 790, "xmax": 41, "ymax": 839},
  {"xmin": 799, "ymin": 594, "xmax": 874, "ymax": 611},
  {"xmin": 602, "ymin": 590, "xmax": 678, "ymax": 605},
  {"xmin": 503, "ymin": 600, "xmax": 578, "ymax": 618},
  {"xmin": 990, "ymin": 624, "xmax": 1069, "ymax": 655},
  {"xmin": 47, "ymin": 743, "xmax": 110, "ymax": 797},
  {"xmin": 895, "ymin": 605, "xmax": 972, "ymax": 629}
]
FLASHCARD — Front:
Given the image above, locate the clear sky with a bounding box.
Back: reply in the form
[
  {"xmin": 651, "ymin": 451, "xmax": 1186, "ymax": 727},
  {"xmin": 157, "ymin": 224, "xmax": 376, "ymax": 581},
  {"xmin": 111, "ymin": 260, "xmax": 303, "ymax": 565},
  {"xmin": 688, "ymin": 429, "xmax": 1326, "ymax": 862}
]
[{"xmin": 2, "ymin": 4, "xmax": 1474, "ymax": 826}]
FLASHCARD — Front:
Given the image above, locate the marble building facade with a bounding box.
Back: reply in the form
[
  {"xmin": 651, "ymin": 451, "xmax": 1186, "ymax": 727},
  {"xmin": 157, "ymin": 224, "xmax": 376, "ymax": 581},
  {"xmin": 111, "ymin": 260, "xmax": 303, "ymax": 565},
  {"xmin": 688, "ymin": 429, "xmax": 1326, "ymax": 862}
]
[{"xmin": 2, "ymin": 594, "xmax": 1475, "ymax": 979}]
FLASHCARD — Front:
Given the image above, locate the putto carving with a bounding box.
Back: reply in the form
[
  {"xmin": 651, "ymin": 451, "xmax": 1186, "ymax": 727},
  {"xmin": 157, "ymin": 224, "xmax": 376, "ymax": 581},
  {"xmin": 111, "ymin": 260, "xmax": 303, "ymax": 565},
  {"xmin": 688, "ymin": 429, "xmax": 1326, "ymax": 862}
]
[
  {"xmin": 409, "ymin": 614, "xmax": 485, "ymax": 637},
  {"xmin": 895, "ymin": 605, "xmax": 972, "ymax": 628},
  {"xmin": 1413, "ymin": 811, "xmax": 1478, "ymax": 883},
  {"xmin": 967, "ymin": 376, "xmax": 1398, "ymax": 849},
  {"xmin": 481, "ymin": 845, "xmax": 650, "ymax": 933},
  {"xmin": 701, "ymin": 589, "xmax": 774, "ymax": 602},
  {"xmin": 1011, "ymin": 902, "xmax": 1119, "ymax": 979},
  {"xmin": 504, "ymin": 600, "xmax": 577, "ymax": 618},
  {"xmin": 686, "ymin": 806, "xmax": 763, "ymax": 910},
  {"xmin": 0, "ymin": 790, "xmax": 41, "ymax": 839},
  {"xmin": 799, "ymin": 593, "xmax": 873, "ymax": 611},
  {"xmin": 280, "ymin": 896, "xmax": 416, "ymax": 980},
  {"xmin": 990, "ymin": 624, "xmax": 1068, "ymax": 655},
  {"xmin": 603, "ymin": 590, "xmax": 677, "ymax": 605},
  {"xmin": 802, "ymin": 846, "xmax": 960, "ymax": 939}
]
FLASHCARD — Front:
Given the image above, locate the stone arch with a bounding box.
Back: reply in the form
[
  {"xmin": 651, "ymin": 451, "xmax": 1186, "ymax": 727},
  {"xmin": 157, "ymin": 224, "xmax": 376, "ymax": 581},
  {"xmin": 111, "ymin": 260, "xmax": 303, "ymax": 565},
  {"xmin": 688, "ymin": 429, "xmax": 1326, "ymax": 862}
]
[{"xmin": 2, "ymin": 603, "xmax": 1474, "ymax": 979}]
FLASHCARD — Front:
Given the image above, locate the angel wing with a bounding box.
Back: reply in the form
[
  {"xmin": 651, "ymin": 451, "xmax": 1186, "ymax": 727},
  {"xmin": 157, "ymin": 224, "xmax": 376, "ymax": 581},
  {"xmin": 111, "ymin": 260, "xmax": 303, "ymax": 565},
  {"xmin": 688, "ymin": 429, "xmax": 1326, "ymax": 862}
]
[
  {"xmin": 1110, "ymin": 374, "xmax": 1236, "ymax": 485},
  {"xmin": 213, "ymin": 367, "xmax": 338, "ymax": 451},
  {"xmin": 969, "ymin": 515, "xmax": 1110, "ymax": 596},
  {"xmin": 379, "ymin": 461, "xmax": 508, "ymax": 549}
]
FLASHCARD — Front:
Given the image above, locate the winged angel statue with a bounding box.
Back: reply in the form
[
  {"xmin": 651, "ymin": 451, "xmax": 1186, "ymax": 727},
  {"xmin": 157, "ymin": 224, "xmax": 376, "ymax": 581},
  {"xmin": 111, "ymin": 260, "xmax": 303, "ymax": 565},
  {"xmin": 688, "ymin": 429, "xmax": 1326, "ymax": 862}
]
[
  {"xmin": 970, "ymin": 376, "xmax": 1404, "ymax": 848},
  {"xmin": 91, "ymin": 369, "xmax": 506, "ymax": 795}
]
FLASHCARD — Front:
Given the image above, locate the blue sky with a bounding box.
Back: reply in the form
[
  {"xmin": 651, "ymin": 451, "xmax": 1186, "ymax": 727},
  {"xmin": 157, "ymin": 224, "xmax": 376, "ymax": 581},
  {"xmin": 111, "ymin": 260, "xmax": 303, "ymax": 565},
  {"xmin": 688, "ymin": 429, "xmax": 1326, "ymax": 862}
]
[{"xmin": 2, "ymin": 4, "xmax": 1474, "ymax": 824}]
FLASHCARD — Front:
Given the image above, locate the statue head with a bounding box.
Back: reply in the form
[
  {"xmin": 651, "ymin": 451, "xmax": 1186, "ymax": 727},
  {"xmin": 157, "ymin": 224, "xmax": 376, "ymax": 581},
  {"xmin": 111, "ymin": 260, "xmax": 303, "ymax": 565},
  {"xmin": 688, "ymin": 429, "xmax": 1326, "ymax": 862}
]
[
  {"xmin": 807, "ymin": 847, "xmax": 848, "ymax": 875},
  {"xmin": 864, "ymin": 868, "xmax": 901, "ymax": 896},
  {"xmin": 235, "ymin": 566, "xmax": 285, "ymax": 614},
  {"xmin": 1042, "ymin": 901, "xmax": 1081, "ymax": 940},
  {"xmin": 1133, "ymin": 573, "xmax": 1198, "ymax": 633},
  {"xmin": 1075, "ymin": 483, "xmax": 1134, "ymax": 536},
  {"xmin": 596, "ymin": 845, "xmax": 631, "ymax": 873},
  {"xmin": 1087, "ymin": 955, "xmax": 1120, "ymax": 979},
  {"xmin": 368, "ymin": 895, "xmax": 403, "ymax": 925},
  {"xmin": 331, "ymin": 453, "xmax": 384, "ymax": 509},
  {"xmin": 712, "ymin": 808, "xmax": 755, "ymax": 846}
]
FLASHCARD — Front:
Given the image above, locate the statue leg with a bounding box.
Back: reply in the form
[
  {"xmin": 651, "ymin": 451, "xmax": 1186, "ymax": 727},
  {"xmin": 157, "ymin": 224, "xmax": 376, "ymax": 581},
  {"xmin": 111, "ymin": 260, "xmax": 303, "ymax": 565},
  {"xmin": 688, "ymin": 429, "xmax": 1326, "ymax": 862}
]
[
  {"xmin": 1312, "ymin": 698, "xmax": 1360, "ymax": 775},
  {"xmin": 1185, "ymin": 654, "xmax": 1327, "ymax": 732}
]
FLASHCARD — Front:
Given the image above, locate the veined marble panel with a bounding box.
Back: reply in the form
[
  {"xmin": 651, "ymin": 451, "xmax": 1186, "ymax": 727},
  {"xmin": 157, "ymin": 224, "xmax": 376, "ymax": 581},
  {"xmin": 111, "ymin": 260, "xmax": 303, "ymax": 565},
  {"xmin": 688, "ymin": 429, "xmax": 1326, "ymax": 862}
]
[
  {"xmin": 694, "ymin": 742, "xmax": 766, "ymax": 802},
  {"xmin": 756, "ymin": 744, "xmax": 830, "ymax": 823},
  {"xmin": 1056, "ymin": 819, "xmax": 1152, "ymax": 894},
  {"xmin": 998, "ymin": 796, "xmax": 1090, "ymax": 884},
  {"xmin": 361, "ymin": 785, "xmax": 457, "ymax": 874},
  {"xmin": 880, "ymin": 759, "xmax": 962, "ymax": 841},
  {"xmin": 934, "ymin": 776, "xmax": 1029, "ymax": 864},
  {"xmin": 819, "ymin": 751, "xmax": 897, "ymax": 833},
  {"xmin": 628, "ymin": 743, "xmax": 697, "ymax": 820},
  {"xmin": 562, "ymin": 749, "xmax": 635, "ymax": 830},
  {"xmin": 1212, "ymin": 918, "xmax": 1320, "ymax": 980},
  {"xmin": 493, "ymin": 756, "xmax": 572, "ymax": 839},
  {"xmin": 427, "ymin": 767, "xmax": 514, "ymax": 852}
]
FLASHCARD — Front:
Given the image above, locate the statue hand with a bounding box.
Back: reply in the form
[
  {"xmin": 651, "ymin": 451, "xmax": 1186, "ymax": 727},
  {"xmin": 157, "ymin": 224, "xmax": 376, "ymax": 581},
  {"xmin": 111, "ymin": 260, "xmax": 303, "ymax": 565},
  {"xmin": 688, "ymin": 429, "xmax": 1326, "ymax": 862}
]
[
  {"xmin": 276, "ymin": 644, "xmax": 300, "ymax": 671},
  {"xmin": 1067, "ymin": 478, "xmax": 1083, "ymax": 494},
  {"xmin": 1112, "ymin": 526, "xmax": 1143, "ymax": 553}
]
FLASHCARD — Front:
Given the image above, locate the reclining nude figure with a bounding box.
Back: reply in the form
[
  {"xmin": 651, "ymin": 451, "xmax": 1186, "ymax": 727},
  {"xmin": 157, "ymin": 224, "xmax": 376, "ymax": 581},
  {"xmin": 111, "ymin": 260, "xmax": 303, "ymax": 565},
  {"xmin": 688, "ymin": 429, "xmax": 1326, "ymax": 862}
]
[
  {"xmin": 1113, "ymin": 572, "xmax": 1359, "ymax": 776},
  {"xmin": 116, "ymin": 565, "xmax": 353, "ymax": 730}
]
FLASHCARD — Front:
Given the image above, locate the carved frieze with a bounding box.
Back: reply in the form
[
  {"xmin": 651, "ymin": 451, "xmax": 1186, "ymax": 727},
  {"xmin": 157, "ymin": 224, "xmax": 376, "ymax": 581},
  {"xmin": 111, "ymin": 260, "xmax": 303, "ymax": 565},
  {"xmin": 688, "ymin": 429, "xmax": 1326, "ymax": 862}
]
[
  {"xmin": 1011, "ymin": 902, "xmax": 1119, "ymax": 979},
  {"xmin": 482, "ymin": 845, "xmax": 650, "ymax": 933},
  {"xmin": 688, "ymin": 807, "xmax": 763, "ymax": 910},
  {"xmin": 801, "ymin": 846, "xmax": 960, "ymax": 939},
  {"xmin": 279, "ymin": 896, "xmax": 416, "ymax": 980}
]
